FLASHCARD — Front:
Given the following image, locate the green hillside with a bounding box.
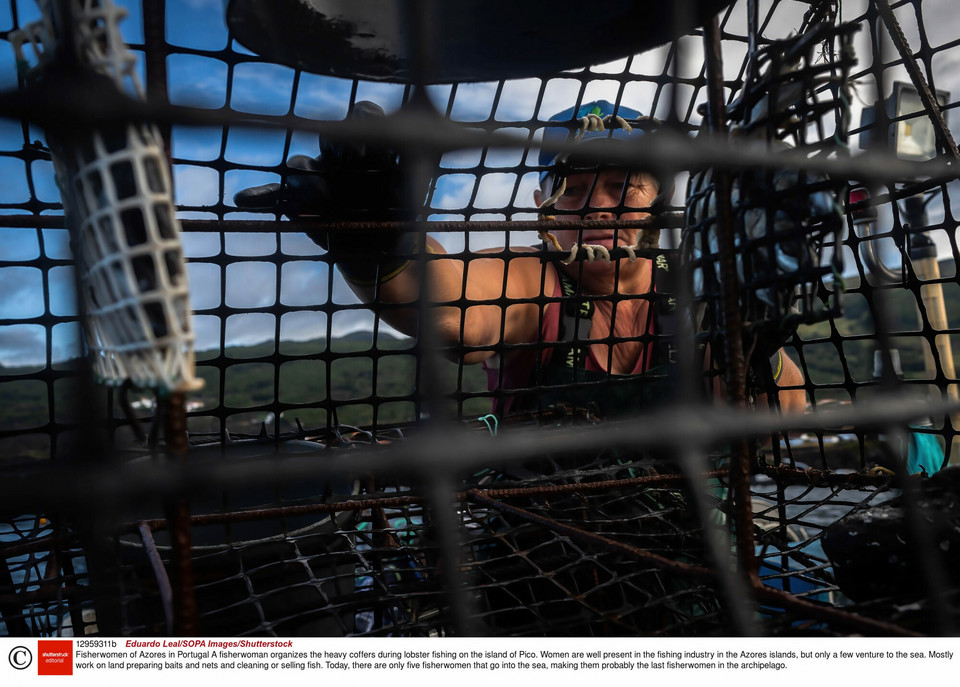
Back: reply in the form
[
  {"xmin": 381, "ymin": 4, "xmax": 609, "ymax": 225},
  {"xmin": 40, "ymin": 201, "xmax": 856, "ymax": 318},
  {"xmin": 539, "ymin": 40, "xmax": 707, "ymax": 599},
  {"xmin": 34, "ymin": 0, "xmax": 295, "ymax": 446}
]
[
  {"xmin": 6, "ymin": 273, "xmax": 960, "ymax": 460},
  {"xmin": 791, "ymin": 270, "xmax": 960, "ymax": 397},
  {"xmin": 0, "ymin": 332, "xmax": 491, "ymax": 459},
  {"xmin": 199, "ymin": 331, "xmax": 492, "ymax": 429}
]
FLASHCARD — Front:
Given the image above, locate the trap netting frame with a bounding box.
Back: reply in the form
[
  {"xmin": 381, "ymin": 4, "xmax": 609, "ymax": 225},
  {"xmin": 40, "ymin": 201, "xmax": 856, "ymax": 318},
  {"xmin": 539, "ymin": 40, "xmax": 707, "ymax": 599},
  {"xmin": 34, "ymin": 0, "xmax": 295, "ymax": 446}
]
[{"xmin": 2, "ymin": 0, "xmax": 960, "ymax": 637}]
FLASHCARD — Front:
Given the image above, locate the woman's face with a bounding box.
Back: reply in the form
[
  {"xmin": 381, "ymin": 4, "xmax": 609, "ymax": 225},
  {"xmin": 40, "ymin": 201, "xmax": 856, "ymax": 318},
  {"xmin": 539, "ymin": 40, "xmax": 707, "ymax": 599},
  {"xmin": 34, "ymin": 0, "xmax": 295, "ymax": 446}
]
[{"xmin": 545, "ymin": 169, "xmax": 660, "ymax": 252}]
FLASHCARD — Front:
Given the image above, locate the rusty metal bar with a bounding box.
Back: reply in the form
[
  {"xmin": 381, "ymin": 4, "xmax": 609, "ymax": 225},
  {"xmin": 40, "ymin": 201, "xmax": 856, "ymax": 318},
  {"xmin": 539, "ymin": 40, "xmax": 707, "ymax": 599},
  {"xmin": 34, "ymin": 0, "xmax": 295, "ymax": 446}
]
[
  {"xmin": 466, "ymin": 489, "xmax": 923, "ymax": 637},
  {"xmin": 181, "ymin": 215, "xmax": 685, "ymax": 233},
  {"xmin": 756, "ymin": 462, "xmax": 897, "ymax": 488},
  {"xmin": 8, "ymin": 395, "xmax": 957, "ymax": 517},
  {"xmin": 161, "ymin": 392, "xmax": 199, "ymax": 635},
  {"xmin": 467, "ymin": 488, "xmax": 718, "ymax": 582},
  {"xmin": 129, "ymin": 469, "xmax": 729, "ymax": 533},
  {"xmin": 703, "ymin": 15, "xmax": 759, "ymax": 590},
  {"xmin": 0, "ymin": 173, "xmax": 948, "ymax": 233}
]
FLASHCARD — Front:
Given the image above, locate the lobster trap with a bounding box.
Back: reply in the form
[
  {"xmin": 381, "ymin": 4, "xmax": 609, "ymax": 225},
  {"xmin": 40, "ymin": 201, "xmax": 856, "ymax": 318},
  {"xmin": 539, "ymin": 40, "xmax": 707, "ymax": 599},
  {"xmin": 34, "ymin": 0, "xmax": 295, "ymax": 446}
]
[{"xmin": 2, "ymin": 0, "xmax": 960, "ymax": 638}]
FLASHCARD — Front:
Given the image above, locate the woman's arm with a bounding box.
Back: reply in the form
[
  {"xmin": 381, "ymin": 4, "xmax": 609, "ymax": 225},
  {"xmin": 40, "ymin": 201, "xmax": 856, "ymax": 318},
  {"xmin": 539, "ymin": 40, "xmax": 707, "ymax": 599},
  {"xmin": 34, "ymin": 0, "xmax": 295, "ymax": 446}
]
[{"xmin": 347, "ymin": 239, "xmax": 551, "ymax": 363}]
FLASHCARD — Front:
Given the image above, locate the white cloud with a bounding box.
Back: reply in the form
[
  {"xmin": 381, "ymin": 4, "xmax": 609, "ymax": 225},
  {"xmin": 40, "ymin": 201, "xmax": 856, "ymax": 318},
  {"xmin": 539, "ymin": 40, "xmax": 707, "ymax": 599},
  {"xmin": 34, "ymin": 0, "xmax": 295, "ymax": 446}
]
[
  {"xmin": 181, "ymin": 231, "xmax": 222, "ymax": 259},
  {"xmin": 354, "ymin": 82, "xmax": 408, "ymax": 113},
  {"xmin": 329, "ymin": 307, "xmax": 405, "ymax": 340},
  {"xmin": 440, "ymin": 148, "xmax": 483, "ymax": 170},
  {"xmin": 294, "ymin": 73, "xmax": 354, "ymax": 120},
  {"xmin": 432, "ymin": 173, "xmax": 476, "ymax": 210},
  {"xmin": 0, "ymin": 157, "xmax": 30, "ymax": 203},
  {"xmin": 0, "ymin": 324, "xmax": 45, "ymax": 366},
  {"xmin": 0, "ymin": 228, "xmax": 39, "ymax": 261},
  {"xmin": 921, "ymin": 0, "xmax": 960, "ymax": 50},
  {"xmin": 225, "ymin": 262, "xmax": 276, "ymax": 308},
  {"xmin": 171, "ymin": 126, "xmax": 223, "ymax": 162},
  {"xmin": 281, "ymin": 232, "xmax": 326, "ymax": 256},
  {"xmin": 225, "ymin": 232, "xmax": 277, "ymax": 257},
  {"xmin": 224, "ymin": 127, "xmax": 289, "ymax": 167},
  {"xmin": 280, "ymin": 260, "xmax": 330, "ymax": 306},
  {"xmin": 192, "ymin": 314, "xmax": 221, "ymax": 352},
  {"xmin": 447, "ymin": 82, "xmax": 500, "ymax": 122},
  {"xmin": 279, "ymin": 311, "xmax": 327, "ymax": 343},
  {"xmin": 225, "ymin": 312, "xmax": 276, "ymax": 348},
  {"xmin": 51, "ymin": 322, "xmax": 81, "ymax": 363},
  {"xmin": 173, "ymin": 164, "xmax": 220, "ymax": 207},
  {"xmin": 186, "ymin": 262, "xmax": 221, "ymax": 311},
  {"xmin": 48, "ymin": 266, "xmax": 77, "ymax": 317},
  {"xmin": 230, "ymin": 62, "xmax": 296, "ymax": 116},
  {"xmin": 494, "ymin": 79, "xmax": 542, "ymax": 121},
  {"xmin": 474, "ymin": 173, "xmax": 518, "ymax": 210},
  {"xmin": 167, "ymin": 54, "xmax": 228, "ymax": 109}
]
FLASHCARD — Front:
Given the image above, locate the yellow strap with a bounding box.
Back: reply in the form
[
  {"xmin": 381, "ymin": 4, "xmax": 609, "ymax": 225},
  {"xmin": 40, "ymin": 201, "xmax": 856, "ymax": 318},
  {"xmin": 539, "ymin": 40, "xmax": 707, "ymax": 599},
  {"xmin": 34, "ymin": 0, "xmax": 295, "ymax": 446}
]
[{"xmin": 771, "ymin": 349, "xmax": 783, "ymax": 383}]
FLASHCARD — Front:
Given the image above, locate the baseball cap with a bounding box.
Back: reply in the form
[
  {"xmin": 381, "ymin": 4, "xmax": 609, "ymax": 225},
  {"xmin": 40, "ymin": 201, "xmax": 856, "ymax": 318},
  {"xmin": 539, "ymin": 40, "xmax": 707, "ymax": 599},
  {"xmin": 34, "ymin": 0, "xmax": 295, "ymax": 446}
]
[{"xmin": 538, "ymin": 99, "xmax": 644, "ymax": 181}]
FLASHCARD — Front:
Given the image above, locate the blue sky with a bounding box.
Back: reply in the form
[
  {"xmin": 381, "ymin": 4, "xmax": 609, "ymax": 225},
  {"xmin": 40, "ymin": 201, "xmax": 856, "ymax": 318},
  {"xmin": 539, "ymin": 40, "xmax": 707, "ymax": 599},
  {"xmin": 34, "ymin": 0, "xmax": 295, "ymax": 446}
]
[{"xmin": 2, "ymin": 0, "xmax": 960, "ymax": 366}]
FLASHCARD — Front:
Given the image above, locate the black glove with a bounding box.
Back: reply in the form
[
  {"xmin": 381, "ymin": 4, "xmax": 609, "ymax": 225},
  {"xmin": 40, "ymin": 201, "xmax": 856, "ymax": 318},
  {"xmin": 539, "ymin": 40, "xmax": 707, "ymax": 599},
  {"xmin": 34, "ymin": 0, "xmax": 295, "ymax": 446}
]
[{"xmin": 234, "ymin": 101, "xmax": 418, "ymax": 284}]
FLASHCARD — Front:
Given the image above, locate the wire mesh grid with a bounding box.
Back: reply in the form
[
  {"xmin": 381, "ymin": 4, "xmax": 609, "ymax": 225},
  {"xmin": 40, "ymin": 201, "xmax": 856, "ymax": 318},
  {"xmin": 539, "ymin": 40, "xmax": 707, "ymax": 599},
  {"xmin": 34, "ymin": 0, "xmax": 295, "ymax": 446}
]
[{"xmin": 2, "ymin": 0, "xmax": 960, "ymax": 637}]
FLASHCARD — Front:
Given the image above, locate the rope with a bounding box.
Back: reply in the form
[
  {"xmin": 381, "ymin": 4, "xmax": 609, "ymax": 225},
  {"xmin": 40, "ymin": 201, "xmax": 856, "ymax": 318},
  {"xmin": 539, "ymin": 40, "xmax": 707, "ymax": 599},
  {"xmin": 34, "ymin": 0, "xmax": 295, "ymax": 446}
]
[{"xmin": 477, "ymin": 414, "xmax": 499, "ymax": 437}]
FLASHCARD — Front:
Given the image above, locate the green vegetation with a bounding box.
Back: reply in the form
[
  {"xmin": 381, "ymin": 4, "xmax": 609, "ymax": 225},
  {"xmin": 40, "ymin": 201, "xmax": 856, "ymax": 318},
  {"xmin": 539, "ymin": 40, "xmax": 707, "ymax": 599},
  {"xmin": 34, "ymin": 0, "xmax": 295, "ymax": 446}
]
[
  {"xmin": 792, "ymin": 276, "xmax": 960, "ymax": 401},
  {"xmin": 5, "ymin": 275, "xmax": 960, "ymax": 460},
  {"xmin": 204, "ymin": 331, "xmax": 492, "ymax": 429},
  {"xmin": 0, "ymin": 331, "xmax": 492, "ymax": 459}
]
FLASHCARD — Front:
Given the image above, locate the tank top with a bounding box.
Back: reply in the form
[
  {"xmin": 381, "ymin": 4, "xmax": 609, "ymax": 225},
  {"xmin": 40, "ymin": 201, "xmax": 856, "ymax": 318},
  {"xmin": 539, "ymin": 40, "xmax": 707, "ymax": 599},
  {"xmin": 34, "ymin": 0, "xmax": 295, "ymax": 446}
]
[{"xmin": 483, "ymin": 253, "xmax": 679, "ymax": 418}]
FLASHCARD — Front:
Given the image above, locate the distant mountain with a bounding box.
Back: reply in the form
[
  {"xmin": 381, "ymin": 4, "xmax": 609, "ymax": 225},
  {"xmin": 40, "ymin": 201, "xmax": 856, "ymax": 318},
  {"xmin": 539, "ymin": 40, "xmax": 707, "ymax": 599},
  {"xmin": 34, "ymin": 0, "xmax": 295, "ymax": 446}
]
[
  {"xmin": 0, "ymin": 332, "xmax": 490, "ymax": 461},
  {"xmin": 792, "ymin": 258, "xmax": 960, "ymax": 395},
  {"xmin": 5, "ymin": 267, "xmax": 960, "ymax": 461}
]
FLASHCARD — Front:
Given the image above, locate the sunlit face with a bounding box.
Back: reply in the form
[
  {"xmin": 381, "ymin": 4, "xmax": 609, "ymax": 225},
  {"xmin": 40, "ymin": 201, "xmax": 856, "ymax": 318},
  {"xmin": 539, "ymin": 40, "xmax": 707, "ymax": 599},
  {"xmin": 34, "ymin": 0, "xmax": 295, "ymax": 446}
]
[{"xmin": 543, "ymin": 169, "xmax": 660, "ymax": 252}]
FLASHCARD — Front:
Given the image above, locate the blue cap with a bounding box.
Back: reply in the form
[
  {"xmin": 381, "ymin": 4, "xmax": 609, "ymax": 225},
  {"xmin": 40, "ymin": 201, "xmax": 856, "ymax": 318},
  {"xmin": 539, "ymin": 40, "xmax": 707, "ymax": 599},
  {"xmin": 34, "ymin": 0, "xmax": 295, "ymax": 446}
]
[{"xmin": 538, "ymin": 99, "xmax": 644, "ymax": 180}]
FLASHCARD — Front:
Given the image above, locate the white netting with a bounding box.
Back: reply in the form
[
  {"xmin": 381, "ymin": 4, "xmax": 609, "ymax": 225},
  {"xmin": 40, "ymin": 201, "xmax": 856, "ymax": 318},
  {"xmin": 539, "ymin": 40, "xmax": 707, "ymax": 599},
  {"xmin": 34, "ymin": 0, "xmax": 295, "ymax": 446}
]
[
  {"xmin": 12, "ymin": 0, "xmax": 202, "ymax": 393},
  {"xmin": 68, "ymin": 122, "xmax": 202, "ymax": 392}
]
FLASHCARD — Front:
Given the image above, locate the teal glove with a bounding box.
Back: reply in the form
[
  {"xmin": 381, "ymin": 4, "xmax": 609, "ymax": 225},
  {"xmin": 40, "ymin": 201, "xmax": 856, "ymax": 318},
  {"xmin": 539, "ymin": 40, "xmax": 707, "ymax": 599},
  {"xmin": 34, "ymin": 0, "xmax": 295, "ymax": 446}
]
[{"xmin": 907, "ymin": 430, "xmax": 945, "ymax": 476}]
